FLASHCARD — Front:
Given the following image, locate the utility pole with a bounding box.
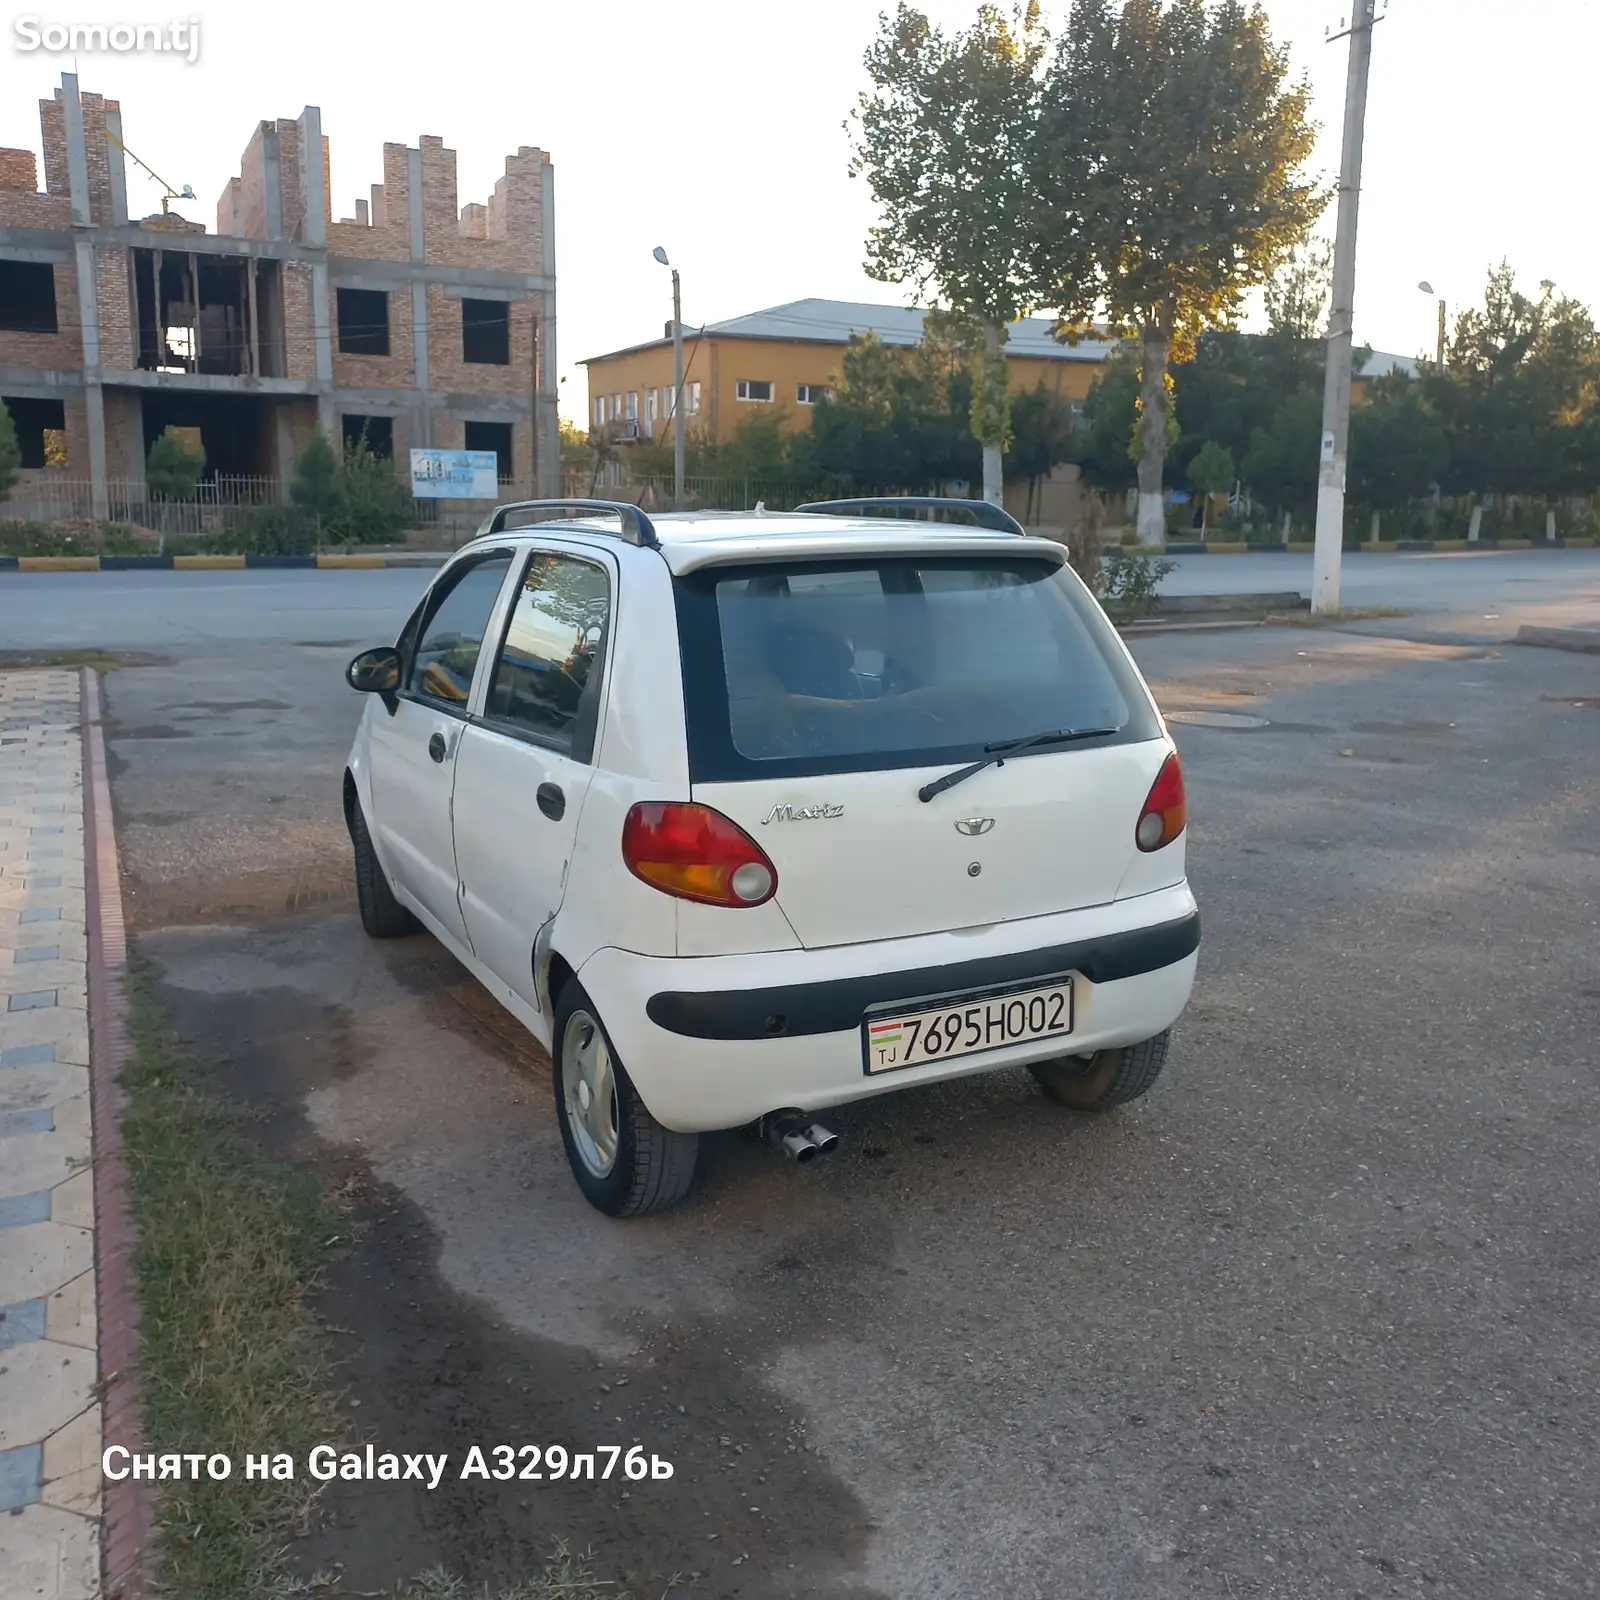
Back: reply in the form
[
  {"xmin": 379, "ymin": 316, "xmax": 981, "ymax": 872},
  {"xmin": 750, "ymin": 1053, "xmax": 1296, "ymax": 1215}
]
[
  {"xmin": 1311, "ymin": 0, "xmax": 1383, "ymax": 615},
  {"xmin": 1436, "ymin": 298, "xmax": 1447, "ymax": 366},
  {"xmin": 653, "ymin": 246, "xmax": 685, "ymax": 511},
  {"xmin": 671, "ymin": 268, "xmax": 685, "ymax": 511}
]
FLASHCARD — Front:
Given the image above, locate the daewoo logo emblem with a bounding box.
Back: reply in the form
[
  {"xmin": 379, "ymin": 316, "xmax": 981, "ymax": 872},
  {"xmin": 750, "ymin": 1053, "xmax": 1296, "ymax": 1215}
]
[
  {"xmin": 955, "ymin": 817, "xmax": 995, "ymax": 836},
  {"xmin": 761, "ymin": 803, "xmax": 844, "ymax": 824}
]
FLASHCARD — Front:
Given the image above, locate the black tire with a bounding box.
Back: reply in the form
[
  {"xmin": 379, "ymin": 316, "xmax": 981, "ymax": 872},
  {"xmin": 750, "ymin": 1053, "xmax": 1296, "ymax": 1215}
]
[
  {"xmin": 1031, "ymin": 1030, "xmax": 1171, "ymax": 1111},
  {"xmin": 553, "ymin": 982, "xmax": 698, "ymax": 1217},
  {"xmin": 350, "ymin": 796, "xmax": 418, "ymax": 939}
]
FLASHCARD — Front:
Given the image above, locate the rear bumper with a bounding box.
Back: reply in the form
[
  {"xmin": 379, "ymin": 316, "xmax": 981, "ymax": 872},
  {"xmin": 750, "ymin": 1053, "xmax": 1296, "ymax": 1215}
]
[{"xmin": 576, "ymin": 882, "xmax": 1199, "ymax": 1132}]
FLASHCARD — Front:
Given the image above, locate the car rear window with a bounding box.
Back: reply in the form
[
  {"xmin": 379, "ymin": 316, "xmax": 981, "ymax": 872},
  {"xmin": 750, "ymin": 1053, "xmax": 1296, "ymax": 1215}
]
[{"xmin": 674, "ymin": 555, "xmax": 1161, "ymax": 781}]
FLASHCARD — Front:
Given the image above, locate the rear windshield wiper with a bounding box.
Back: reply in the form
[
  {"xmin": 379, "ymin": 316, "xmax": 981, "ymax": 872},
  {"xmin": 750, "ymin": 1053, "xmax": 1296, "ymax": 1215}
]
[{"xmin": 917, "ymin": 726, "xmax": 1120, "ymax": 803}]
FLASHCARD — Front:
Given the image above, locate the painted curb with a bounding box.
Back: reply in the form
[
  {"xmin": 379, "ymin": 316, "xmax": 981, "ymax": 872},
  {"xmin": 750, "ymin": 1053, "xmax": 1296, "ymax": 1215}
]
[
  {"xmin": 81, "ymin": 671, "xmax": 151, "ymax": 1598},
  {"xmin": 2, "ymin": 542, "xmax": 1596, "ymax": 573},
  {"xmin": 1514, "ymin": 624, "xmax": 1600, "ymax": 654}
]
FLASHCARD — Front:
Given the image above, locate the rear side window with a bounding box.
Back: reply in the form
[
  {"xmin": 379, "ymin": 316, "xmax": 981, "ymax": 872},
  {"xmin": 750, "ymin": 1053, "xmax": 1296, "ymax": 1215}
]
[
  {"xmin": 675, "ymin": 556, "xmax": 1160, "ymax": 780},
  {"xmin": 483, "ymin": 553, "xmax": 611, "ymax": 760},
  {"xmin": 407, "ymin": 554, "xmax": 512, "ymax": 708}
]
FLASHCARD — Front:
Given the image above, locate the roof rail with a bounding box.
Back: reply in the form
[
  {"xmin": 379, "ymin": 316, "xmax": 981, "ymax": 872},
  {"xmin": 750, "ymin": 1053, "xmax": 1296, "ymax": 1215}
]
[
  {"xmin": 793, "ymin": 496, "xmax": 1025, "ymax": 538},
  {"xmin": 475, "ymin": 499, "xmax": 660, "ymax": 548}
]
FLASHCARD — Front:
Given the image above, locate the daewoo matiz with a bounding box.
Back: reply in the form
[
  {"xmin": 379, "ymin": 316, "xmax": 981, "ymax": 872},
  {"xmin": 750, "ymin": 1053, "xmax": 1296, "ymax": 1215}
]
[{"xmin": 344, "ymin": 497, "xmax": 1199, "ymax": 1214}]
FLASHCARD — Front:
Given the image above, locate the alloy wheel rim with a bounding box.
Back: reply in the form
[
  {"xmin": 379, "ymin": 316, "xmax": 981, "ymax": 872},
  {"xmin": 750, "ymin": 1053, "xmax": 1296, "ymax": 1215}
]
[{"xmin": 562, "ymin": 1011, "xmax": 619, "ymax": 1178}]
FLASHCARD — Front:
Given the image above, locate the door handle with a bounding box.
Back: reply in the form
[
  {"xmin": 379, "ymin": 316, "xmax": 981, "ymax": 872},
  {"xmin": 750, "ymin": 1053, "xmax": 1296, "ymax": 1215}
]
[
  {"xmin": 428, "ymin": 731, "xmax": 447, "ymax": 764},
  {"xmin": 536, "ymin": 782, "xmax": 566, "ymax": 821}
]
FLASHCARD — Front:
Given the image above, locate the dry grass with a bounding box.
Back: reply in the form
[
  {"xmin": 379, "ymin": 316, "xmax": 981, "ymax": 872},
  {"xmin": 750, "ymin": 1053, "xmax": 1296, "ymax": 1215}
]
[
  {"xmin": 1262, "ymin": 607, "xmax": 1411, "ymax": 627},
  {"xmin": 120, "ymin": 980, "xmax": 346, "ymax": 1597}
]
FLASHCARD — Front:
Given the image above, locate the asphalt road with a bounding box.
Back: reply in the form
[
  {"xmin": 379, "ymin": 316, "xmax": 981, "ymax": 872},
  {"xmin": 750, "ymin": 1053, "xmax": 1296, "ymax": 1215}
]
[
  {"xmin": 62, "ymin": 585, "xmax": 1600, "ymax": 1596},
  {"xmin": 2, "ymin": 547, "xmax": 1598, "ymax": 653}
]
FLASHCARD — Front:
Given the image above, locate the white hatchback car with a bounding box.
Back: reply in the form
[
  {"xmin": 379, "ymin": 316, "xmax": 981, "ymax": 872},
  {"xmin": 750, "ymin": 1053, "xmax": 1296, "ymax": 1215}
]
[{"xmin": 344, "ymin": 498, "xmax": 1199, "ymax": 1215}]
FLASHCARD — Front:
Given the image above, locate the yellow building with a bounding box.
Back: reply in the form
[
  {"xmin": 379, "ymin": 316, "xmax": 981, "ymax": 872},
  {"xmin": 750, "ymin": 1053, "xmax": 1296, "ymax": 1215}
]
[{"xmin": 581, "ymin": 299, "xmax": 1116, "ymax": 447}]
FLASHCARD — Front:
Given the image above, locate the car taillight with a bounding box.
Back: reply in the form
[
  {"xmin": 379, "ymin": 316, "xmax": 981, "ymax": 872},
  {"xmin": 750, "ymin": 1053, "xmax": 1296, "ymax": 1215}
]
[
  {"xmin": 621, "ymin": 803, "xmax": 778, "ymax": 907},
  {"xmin": 1135, "ymin": 751, "xmax": 1187, "ymax": 852}
]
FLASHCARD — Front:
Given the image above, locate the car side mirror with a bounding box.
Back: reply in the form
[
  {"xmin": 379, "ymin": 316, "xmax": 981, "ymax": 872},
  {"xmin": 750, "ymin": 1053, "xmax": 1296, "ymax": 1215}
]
[{"xmin": 347, "ymin": 646, "xmax": 402, "ymax": 695}]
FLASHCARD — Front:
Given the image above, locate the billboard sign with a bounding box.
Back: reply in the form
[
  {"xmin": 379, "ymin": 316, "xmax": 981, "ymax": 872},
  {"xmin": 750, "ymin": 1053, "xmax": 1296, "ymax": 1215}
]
[{"xmin": 409, "ymin": 448, "xmax": 500, "ymax": 500}]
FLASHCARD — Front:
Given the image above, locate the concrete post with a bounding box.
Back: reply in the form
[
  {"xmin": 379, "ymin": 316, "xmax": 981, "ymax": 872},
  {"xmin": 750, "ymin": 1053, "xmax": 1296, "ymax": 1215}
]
[
  {"xmin": 535, "ymin": 159, "xmax": 559, "ymax": 498},
  {"xmin": 407, "ymin": 147, "xmax": 431, "ymax": 450},
  {"xmin": 1311, "ymin": 1, "xmax": 1379, "ymax": 614},
  {"xmin": 103, "ymin": 106, "xmax": 128, "ymax": 226}
]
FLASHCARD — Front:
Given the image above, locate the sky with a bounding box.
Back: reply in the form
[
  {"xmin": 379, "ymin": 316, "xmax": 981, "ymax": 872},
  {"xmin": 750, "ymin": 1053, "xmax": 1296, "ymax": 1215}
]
[{"xmin": 4, "ymin": 0, "xmax": 1599, "ymax": 422}]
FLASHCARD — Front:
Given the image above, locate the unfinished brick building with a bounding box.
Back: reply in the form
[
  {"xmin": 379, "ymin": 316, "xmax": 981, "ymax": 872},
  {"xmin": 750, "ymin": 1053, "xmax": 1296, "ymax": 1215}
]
[{"xmin": 0, "ymin": 72, "xmax": 558, "ymax": 515}]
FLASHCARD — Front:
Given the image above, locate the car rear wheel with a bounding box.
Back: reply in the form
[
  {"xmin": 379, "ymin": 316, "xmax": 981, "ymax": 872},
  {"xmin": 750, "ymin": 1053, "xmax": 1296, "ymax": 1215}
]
[
  {"xmin": 1031, "ymin": 1030, "xmax": 1171, "ymax": 1110},
  {"xmin": 350, "ymin": 797, "xmax": 418, "ymax": 938},
  {"xmin": 553, "ymin": 983, "xmax": 698, "ymax": 1217}
]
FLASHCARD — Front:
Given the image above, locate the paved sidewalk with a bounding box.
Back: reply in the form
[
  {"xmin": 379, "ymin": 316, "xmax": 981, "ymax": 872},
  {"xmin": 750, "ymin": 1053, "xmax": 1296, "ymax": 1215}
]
[{"xmin": 0, "ymin": 671, "xmax": 101, "ymax": 1599}]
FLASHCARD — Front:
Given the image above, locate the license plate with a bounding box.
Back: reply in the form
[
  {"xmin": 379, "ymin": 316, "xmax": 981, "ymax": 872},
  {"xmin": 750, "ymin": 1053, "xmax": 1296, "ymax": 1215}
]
[{"xmin": 862, "ymin": 976, "xmax": 1075, "ymax": 1075}]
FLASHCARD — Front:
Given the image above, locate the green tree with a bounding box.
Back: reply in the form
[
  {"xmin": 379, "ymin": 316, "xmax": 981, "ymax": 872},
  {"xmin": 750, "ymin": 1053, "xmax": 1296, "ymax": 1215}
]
[
  {"xmin": 145, "ymin": 425, "xmax": 205, "ymax": 500},
  {"xmin": 1076, "ymin": 343, "xmax": 1141, "ymax": 492},
  {"xmin": 290, "ymin": 431, "xmax": 339, "ymax": 535},
  {"xmin": 1008, "ymin": 381, "xmax": 1079, "ymax": 499},
  {"xmin": 1186, "ymin": 440, "xmax": 1234, "ymax": 532},
  {"xmin": 0, "ymin": 401, "xmax": 20, "ymax": 502},
  {"xmin": 804, "ymin": 332, "xmax": 978, "ymax": 490},
  {"xmin": 852, "ymin": 2, "xmax": 1048, "ymax": 505},
  {"xmin": 1035, "ymin": 0, "xmax": 1324, "ymax": 546},
  {"xmin": 1241, "ymin": 387, "xmax": 1322, "ymax": 521},
  {"xmin": 1348, "ymin": 374, "xmax": 1447, "ymax": 522}
]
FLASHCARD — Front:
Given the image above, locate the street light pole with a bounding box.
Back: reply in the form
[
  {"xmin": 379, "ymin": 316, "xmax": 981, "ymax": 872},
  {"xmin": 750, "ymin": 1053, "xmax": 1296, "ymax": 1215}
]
[
  {"xmin": 1419, "ymin": 282, "xmax": 1446, "ymax": 365},
  {"xmin": 1311, "ymin": 0, "xmax": 1383, "ymax": 616},
  {"xmin": 654, "ymin": 246, "xmax": 685, "ymax": 512}
]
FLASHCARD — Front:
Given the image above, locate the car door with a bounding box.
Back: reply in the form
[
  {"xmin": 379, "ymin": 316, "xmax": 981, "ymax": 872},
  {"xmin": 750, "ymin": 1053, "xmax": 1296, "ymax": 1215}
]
[
  {"xmin": 453, "ymin": 546, "xmax": 615, "ymax": 1010},
  {"xmin": 366, "ymin": 549, "xmax": 515, "ymax": 946}
]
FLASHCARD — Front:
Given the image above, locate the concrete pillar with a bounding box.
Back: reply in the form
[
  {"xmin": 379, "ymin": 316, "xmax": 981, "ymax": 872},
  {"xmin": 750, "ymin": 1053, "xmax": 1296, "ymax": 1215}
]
[
  {"xmin": 104, "ymin": 106, "xmax": 128, "ymax": 226},
  {"xmin": 535, "ymin": 160, "xmax": 559, "ymax": 497},
  {"xmin": 407, "ymin": 147, "xmax": 431, "ymax": 448},
  {"xmin": 72, "ymin": 238, "xmax": 109, "ymax": 517},
  {"xmin": 262, "ymin": 126, "xmax": 283, "ymax": 240},
  {"xmin": 61, "ymin": 74, "xmax": 92, "ymax": 225},
  {"xmin": 296, "ymin": 107, "xmax": 326, "ymax": 247}
]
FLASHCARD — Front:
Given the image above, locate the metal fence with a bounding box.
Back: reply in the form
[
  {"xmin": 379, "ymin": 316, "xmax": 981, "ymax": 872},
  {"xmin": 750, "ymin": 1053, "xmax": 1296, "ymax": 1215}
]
[{"xmin": 0, "ymin": 475, "xmax": 281, "ymax": 538}]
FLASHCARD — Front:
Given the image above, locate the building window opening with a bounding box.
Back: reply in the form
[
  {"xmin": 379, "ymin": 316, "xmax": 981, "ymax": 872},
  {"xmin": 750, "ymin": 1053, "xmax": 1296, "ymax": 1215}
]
[
  {"xmin": 0, "ymin": 262, "xmax": 58, "ymax": 333},
  {"xmin": 337, "ymin": 287, "xmax": 390, "ymax": 356},
  {"xmin": 461, "ymin": 298, "xmax": 510, "ymax": 365},
  {"xmin": 464, "ymin": 420, "xmax": 513, "ymax": 482},
  {"xmin": 342, "ymin": 414, "xmax": 394, "ymax": 459},
  {"xmin": 1, "ymin": 396, "xmax": 67, "ymax": 468}
]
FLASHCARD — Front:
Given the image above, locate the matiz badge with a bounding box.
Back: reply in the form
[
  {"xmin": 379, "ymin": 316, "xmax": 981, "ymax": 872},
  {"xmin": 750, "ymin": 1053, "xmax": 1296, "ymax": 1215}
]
[{"xmin": 761, "ymin": 803, "xmax": 844, "ymax": 823}]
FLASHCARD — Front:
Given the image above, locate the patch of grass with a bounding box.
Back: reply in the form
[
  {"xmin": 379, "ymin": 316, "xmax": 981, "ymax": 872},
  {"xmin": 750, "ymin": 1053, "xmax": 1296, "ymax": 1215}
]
[
  {"xmin": 120, "ymin": 979, "xmax": 346, "ymax": 1598},
  {"xmin": 1262, "ymin": 607, "xmax": 1411, "ymax": 627},
  {"xmin": 0, "ymin": 649, "xmax": 163, "ymax": 671},
  {"xmin": 392, "ymin": 1545, "xmax": 635, "ymax": 1599}
]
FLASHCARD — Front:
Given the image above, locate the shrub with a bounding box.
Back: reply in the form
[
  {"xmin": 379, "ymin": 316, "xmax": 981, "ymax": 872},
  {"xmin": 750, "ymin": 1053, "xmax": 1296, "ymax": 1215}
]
[
  {"xmin": 327, "ymin": 438, "xmax": 411, "ymax": 545},
  {"xmin": 0, "ymin": 401, "xmax": 20, "ymax": 501},
  {"xmin": 146, "ymin": 426, "xmax": 205, "ymax": 500},
  {"xmin": 1101, "ymin": 547, "xmax": 1176, "ymax": 620}
]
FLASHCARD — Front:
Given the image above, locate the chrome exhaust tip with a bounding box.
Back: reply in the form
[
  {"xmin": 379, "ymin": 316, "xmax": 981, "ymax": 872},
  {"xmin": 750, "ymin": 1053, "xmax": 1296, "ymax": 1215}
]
[
  {"xmin": 803, "ymin": 1122, "xmax": 839, "ymax": 1155},
  {"xmin": 780, "ymin": 1129, "xmax": 819, "ymax": 1163}
]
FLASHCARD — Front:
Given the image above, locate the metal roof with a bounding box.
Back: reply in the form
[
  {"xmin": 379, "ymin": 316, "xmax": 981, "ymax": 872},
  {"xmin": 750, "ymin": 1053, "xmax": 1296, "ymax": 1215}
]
[
  {"xmin": 582, "ymin": 298, "xmax": 1118, "ymax": 365},
  {"xmin": 583, "ymin": 297, "xmax": 1421, "ymax": 378}
]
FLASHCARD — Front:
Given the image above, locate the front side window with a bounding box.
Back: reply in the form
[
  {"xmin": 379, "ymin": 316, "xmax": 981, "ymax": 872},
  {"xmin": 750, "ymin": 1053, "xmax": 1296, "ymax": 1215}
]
[
  {"xmin": 675, "ymin": 557, "xmax": 1158, "ymax": 780},
  {"xmin": 685, "ymin": 381, "xmax": 701, "ymax": 415},
  {"xmin": 736, "ymin": 379, "xmax": 773, "ymax": 403},
  {"xmin": 796, "ymin": 383, "xmax": 830, "ymax": 405},
  {"xmin": 407, "ymin": 554, "xmax": 512, "ymax": 708},
  {"xmin": 484, "ymin": 554, "xmax": 611, "ymax": 759}
]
